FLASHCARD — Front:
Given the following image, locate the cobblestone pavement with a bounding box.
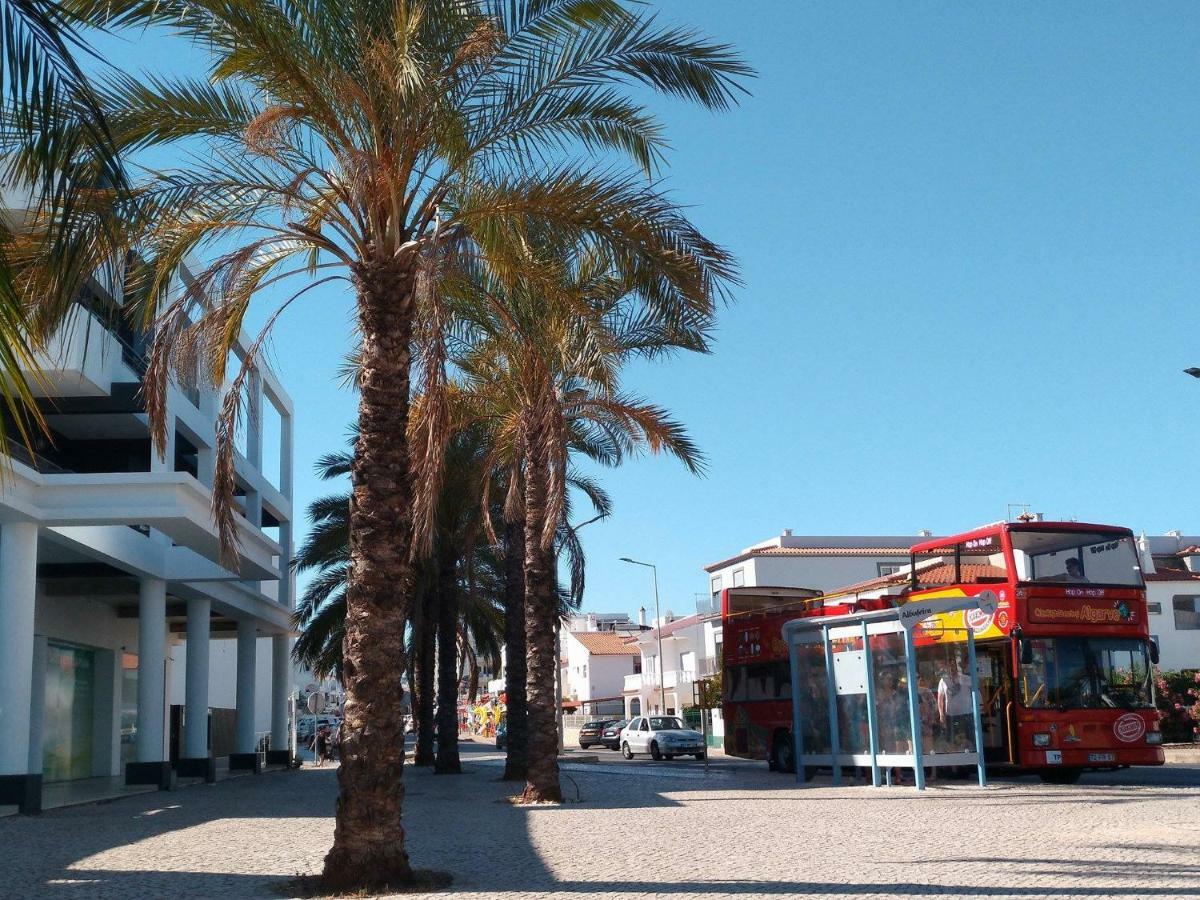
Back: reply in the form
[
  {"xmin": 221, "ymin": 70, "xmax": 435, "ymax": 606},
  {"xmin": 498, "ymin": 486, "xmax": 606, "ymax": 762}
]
[{"xmin": 1, "ymin": 744, "xmax": 1197, "ymax": 900}]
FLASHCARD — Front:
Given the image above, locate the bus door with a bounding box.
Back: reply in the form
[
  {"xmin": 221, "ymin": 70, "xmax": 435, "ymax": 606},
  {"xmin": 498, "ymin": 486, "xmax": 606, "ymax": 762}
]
[{"xmin": 975, "ymin": 643, "xmax": 1012, "ymax": 763}]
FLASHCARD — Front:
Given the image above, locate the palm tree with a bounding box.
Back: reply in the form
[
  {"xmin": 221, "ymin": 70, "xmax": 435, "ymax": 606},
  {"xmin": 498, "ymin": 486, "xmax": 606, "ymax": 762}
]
[
  {"xmin": 454, "ymin": 250, "xmax": 711, "ymax": 802},
  {"xmin": 89, "ymin": 0, "xmax": 747, "ymax": 886},
  {"xmin": 0, "ymin": 0, "xmax": 127, "ymax": 464}
]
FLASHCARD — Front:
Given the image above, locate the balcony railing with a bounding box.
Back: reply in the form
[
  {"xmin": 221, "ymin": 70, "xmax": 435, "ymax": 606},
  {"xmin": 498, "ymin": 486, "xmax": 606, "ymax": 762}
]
[{"xmin": 623, "ymin": 673, "xmax": 642, "ymax": 692}]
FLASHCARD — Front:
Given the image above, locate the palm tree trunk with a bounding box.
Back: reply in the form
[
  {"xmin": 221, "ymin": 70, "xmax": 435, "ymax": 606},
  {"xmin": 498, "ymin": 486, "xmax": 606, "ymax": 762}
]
[
  {"xmin": 414, "ymin": 591, "xmax": 436, "ymax": 766},
  {"xmin": 520, "ymin": 440, "xmax": 562, "ymax": 803},
  {"xmin": 502, "ymin": 515, "xmax": 529, "ymax": 781},
  {"xmin": 322, "ymin": 255, "xmax": 416, "ymax": 890},
  {"xmin": 435, "ymin": 550, "xmax": 461, "ymax": 774}
]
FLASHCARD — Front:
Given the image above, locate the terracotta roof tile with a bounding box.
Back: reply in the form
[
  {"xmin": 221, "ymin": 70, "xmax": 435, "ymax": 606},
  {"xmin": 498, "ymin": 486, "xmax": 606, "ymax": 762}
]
[
  {"xmin": 1145, "ymin": 570, "xmax": 1200, "ymax": 582},
  {"xmin": 838, "ymin": 563, "xmax": 1007, "ymax": 595},
  {"xmin": 569, "ymin": 631, "xmax": 640, "ymax": 656}
]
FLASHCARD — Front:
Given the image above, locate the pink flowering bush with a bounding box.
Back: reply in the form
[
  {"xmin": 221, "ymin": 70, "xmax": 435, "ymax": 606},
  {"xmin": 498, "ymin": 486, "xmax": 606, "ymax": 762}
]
[{"xmin": 1154, "ymin": 669, "xmax": 1200, "ymax": 743}]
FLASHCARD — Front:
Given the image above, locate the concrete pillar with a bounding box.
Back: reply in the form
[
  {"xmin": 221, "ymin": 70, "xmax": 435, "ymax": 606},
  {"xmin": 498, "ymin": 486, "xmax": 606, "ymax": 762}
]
[
  {"xmin": 246, "ymin": 367, "xmax": 263, "ymax": 470},
  {"xmin": 196, "ymin": 447, "xmax": 216, "ymax": 488},
  {"xmin": 0, "ymin": 522, "xmax": 39, "ymax": 813},
  {"xmin": 151, "ymin": 413, "xmax": 177, "ymax": 473},
  {"xmin": 278, "ymin": 521, "xmax": 293, "ymax": 608},
  {"xmin": 135, "ymin": 578, "xmax": 167, "ymax": 763},
  {"xmin": 280, "ymin": 412, "xmax": 293, "ymax": 500},
  {"xmin": 270, "ymin": 634, "xmax": 291, "ymax": 760},
  {"xmin": 235, "ymin": 619, "xmax": 257, "ymax": 754},
  {"xmin": 183, "ymin": 597, "xmax": 211, "ymax": 762}
]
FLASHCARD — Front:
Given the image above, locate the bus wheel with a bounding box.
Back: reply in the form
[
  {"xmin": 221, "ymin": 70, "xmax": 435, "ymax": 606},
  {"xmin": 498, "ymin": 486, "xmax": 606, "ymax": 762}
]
[
  {"xmin": 1039, "ymin": 767, "xmax": 1083, "ymax": 785},
  {"xmin": 772, "ymin": 733, "xmax": 796, "ymax": 774}
]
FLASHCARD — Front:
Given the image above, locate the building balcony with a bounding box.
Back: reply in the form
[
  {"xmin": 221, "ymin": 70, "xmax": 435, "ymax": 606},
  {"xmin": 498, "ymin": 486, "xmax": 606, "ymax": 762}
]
[{"xmin": 623, "ymin": 673, "xmax": 643, "ymax": 692}]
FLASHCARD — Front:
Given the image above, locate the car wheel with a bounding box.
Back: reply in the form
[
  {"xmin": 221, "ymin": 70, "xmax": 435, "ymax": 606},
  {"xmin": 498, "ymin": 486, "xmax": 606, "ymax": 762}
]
[
  {"xmin": 579, "ymin": 742, "xmax": 590, "ymax": 749},
  {"xmin": 772, "ymin": 733, "xmax": 796, "ymax": 775},
  {"xmin": 664, "ymin": 754, "xmax": 675, "ymax": 760},
  {"xmin": 650, "ymin": 741, "xmax": 662, "ymax": 761},
  {"xmin": 621, "ymin": 742, "xmax": 634, "ymax": 760},
  {"xmin": 694, "ymin": 752, "xmax": 706, "ymax": 760}
]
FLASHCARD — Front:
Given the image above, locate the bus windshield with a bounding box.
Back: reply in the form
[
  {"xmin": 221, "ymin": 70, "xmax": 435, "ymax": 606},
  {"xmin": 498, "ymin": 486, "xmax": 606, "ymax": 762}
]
[
  {"xmin": 1010, "ymin": 530, "xmax": 1142, "ymax": 586},
  {"xmin": 1019, "ymin": 637, "xmax": 1153, "ymax": 709}
]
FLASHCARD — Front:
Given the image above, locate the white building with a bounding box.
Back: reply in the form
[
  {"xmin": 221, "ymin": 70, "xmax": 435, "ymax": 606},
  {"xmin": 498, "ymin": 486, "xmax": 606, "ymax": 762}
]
[
  {"xmin": 1138, "ymin": 533, "xmax": 1200, "ymax": 671},
  {"xmin": 622, "ymin": 614, "xmax": 707, "ymax": 719},
  {"xmin": 0, "ymin": 263, "xmax": 295, "ymax": 814},
  {"xmin": 562, "ymin": 631, "xmax": 639, "ymax": 716},
  {"xmin": 703, "ymin": 530, "xmax": 927, "ymax": 610}
]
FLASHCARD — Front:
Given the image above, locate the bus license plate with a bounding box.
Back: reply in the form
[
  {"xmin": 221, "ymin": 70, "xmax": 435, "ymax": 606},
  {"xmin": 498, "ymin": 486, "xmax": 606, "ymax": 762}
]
[{"xmin": 1088, "ymin": 752, "xmax": 1116, "ymax": 763}]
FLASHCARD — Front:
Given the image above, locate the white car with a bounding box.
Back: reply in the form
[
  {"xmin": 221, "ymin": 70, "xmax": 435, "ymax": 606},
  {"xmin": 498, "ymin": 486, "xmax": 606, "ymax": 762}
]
[{"xmin": 619, "ymin": 716, "xmax": 706, "ymax": 761}]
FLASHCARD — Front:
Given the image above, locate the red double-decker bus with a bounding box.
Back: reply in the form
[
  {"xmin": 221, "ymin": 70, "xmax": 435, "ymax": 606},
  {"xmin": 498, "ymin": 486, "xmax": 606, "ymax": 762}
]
[{"xmin": 722, "ymin": 521, "xmax": 1164, "ymax": 782}]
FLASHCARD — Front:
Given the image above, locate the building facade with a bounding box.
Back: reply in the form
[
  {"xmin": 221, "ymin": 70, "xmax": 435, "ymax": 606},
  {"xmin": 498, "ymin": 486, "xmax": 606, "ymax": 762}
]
[
  {"xmin": 622, "ymin": 614, "xmax": 707, "ymax": 719},
  {"xmin": 0, "ymin": 262, "xmax": 295, "ymax": 813}
]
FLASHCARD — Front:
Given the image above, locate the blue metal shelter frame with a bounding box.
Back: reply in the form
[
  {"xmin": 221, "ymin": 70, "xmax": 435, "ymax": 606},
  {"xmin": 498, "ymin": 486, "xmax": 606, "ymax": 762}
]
[{"xmin": 782, "ymin": 594, "xmax": 996, "ymax": 790}]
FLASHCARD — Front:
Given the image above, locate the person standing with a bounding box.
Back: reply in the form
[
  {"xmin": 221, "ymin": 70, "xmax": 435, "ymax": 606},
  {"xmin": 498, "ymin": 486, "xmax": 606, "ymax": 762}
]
[
  {"xmin": 937, "ymin": 654, "xmax": 975, "ymax": 753},
  {"xmin": 313, "ymin": 726, "xmax": 330, "ymax": 767}
]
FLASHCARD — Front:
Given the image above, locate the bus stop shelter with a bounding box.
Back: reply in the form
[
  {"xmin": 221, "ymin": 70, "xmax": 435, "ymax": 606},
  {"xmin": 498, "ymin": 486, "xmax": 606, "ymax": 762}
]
[{"xmin": 782, "ymin": 592, "xmax": 998, "ymax": 790}]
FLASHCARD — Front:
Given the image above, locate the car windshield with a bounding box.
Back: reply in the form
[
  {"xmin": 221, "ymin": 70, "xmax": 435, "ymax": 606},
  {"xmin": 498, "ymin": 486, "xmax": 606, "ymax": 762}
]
[
  {"xmin": 1010, "ymin": 530, "xmax": 1143, "ymax": 586},
  {"xmin": 649, "ymin": 716, "xmax": 685, "ymax": 730},
  {"xmin": 1020, "ymin": 637, "xmax": 1154, "ymax": 709}
]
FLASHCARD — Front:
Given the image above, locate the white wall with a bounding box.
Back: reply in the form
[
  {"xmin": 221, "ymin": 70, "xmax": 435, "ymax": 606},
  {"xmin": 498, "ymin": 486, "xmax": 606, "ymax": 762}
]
[
  {"xmin": 1147, "ymin": 582, "xmax": 1200, "ymax": 671},
  {"xmin": 169, "ymin": 636, "xmax": 284, "ymax": 735},
  {"xmin": 33, "ymin": 591, "xmax": 143, "ymax": 777}
]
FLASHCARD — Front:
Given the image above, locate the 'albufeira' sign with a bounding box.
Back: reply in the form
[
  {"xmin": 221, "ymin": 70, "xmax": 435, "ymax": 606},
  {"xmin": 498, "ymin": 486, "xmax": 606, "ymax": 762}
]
[{"xmin": 898, "ymin": 590, "xmax": 998, "ymax": 631}]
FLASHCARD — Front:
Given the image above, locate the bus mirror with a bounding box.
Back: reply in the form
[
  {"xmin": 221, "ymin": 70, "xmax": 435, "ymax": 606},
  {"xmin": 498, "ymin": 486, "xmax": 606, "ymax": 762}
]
[
  {"xmin": 1019, "ymin": 639, "xmax": 1033, "ymax": 666},
  {"xmin": 1149, "ymin": 640, "xmax": 1160, "ymax": 666}
]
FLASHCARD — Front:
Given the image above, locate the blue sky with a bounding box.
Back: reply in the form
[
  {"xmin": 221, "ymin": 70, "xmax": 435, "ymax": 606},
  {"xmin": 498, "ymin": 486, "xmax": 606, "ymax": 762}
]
[{"xmin": 95, "ymin": 3, "xmax": 1200, "ymax": 622}]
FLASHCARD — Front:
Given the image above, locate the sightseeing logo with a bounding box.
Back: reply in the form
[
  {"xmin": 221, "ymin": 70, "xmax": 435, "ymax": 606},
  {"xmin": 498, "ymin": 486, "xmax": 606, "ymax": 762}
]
[{"xmin": 1113, "ymin": 713, "xmax": 1146, "ymax": 743}]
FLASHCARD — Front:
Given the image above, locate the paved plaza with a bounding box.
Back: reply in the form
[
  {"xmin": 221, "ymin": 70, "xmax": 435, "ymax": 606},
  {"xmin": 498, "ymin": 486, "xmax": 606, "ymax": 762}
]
[{"xmin": 1, "ymin": 744, "xmax": 1198, "ymax": 900}]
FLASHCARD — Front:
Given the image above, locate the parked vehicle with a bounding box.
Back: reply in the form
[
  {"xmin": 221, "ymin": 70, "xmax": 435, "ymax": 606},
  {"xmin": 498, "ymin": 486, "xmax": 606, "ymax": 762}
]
[
  {"xmin": 599, "ymin": 719, "xmax": 628, "ymax": 750},
  {"xmin": 620, "ymin": 716, "xmax": 706, "ymax": 760},
  {"xmin": 578, "ymin": 718, "xmax": 621, "ymax": 749}
]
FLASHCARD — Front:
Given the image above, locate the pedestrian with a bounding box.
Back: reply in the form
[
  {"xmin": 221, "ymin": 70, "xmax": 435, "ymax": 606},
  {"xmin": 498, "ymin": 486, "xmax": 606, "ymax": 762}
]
[{"xmin": 313, "ymin": 726, "xmax": 330, "ymax": 767}]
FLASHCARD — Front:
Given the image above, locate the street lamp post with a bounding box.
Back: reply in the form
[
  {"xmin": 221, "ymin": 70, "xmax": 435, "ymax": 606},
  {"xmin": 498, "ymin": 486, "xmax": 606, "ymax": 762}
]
[{"xmin": 620, "ymin": 557, "xmax": 667, "ymax": 716}]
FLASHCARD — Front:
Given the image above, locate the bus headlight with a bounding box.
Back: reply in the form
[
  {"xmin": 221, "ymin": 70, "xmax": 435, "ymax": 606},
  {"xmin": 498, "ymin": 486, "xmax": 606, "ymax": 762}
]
[
  {"xmin": 1033, "ymin": 733, "xmax": 1051, "ymax": 747},
  {"xmin": 1146, "ymin": 732, "xmax": 1163, "ymax": 745}
]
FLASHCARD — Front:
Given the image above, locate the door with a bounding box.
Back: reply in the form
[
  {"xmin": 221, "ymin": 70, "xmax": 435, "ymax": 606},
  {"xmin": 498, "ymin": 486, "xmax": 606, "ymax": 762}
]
[
  {"xmin": 43, "ymin": 643, "xmax": 96, "ymax": 781},
  {"xmin": 976, "ymin": 643, "xmax": 1012, "ymax": 764}
]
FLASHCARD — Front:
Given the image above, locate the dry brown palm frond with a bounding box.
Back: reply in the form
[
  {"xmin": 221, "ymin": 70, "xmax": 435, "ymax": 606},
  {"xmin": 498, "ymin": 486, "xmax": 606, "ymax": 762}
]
[
  {"xmin": 244, "ymin": 104, "xmax": 304, "ymax": 158},
  {"xmin": 451, "ymin": 18, "xmax": 503, "ymax": 73}
]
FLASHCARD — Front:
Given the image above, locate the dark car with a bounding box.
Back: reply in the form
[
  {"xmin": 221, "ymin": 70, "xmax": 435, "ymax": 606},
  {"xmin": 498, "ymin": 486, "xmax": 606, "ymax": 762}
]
[
  {"xmin": 578, "ymin": 718, "xmax": 621, "ymax": 749},
  {"xmin": 495, "ymin": 719, "xmax": 507, "ymax": 750},
  {"xmin": 599, "ymin": 719, "xmax": 628, "ymax": 750}
]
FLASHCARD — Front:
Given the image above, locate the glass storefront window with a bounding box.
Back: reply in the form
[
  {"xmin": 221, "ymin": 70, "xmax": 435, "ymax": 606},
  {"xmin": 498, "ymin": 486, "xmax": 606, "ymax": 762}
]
[{"xmin": 43, "ymin": 644, "xmax": 96, "ymax": 782}]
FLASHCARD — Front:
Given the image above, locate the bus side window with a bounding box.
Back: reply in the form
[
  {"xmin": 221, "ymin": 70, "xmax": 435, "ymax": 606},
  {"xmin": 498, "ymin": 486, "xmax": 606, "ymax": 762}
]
[
  {"xmin": 726, "ymin": 665, "xmax": 747, "ymax": 702},
  {"xmin": 773, "ymin": 661, "xmax": 792, "ymax": 700}
]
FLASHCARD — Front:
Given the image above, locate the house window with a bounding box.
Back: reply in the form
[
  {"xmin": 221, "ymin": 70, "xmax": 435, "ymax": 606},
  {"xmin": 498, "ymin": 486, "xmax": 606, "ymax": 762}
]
[
  {"xmin": 732, "ymin": 568, "xmax": 745, "ymax": 588},
  {"xmin": 1147, "ymin": 602, "xmax": 1162, "ymax": 615},
  {"xmin": 877, "ymin": 562, "xmax": 903, "ymax": 577},
  {"xmin": 1173, "ymin": 596, "xmax": 1200, "ymax": 631},
  {"xmin": 710, "ymin": 575, "xmax": 723, "ymax": 597},
  {"xmin": 633, "ymin": 657, "xmax": 642, "ymax": 674}
]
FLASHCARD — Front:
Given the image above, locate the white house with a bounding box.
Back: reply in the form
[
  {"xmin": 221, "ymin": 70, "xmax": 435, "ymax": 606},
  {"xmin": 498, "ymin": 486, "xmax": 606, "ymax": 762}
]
[
  {"xmin": 1138, "ymin": 532, "xmax": 1200, "ymax": 671},
  {"xmin": 623, "ymin": 614, "xmax": 706, "ymax": 719},
  {"xmin": 562, "ymin": 631, "xmax": 639, "ymax": 716},
  {"xmin": 0, "ymin": 260, "xmax": 295, "ymax": 814}
]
